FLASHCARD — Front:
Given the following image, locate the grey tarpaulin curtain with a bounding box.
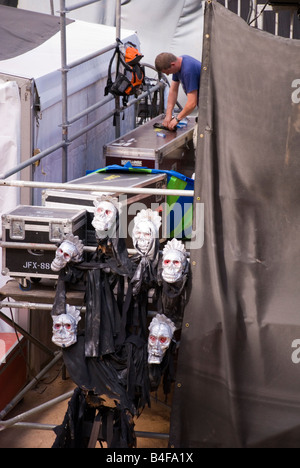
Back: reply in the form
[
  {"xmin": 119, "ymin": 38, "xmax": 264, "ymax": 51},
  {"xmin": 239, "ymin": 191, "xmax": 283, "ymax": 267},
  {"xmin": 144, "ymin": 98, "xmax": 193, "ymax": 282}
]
[
  {"xmin": 169, "ymin": 0, "xmax": 300, "ymax": 448},
  {"xmin": 0, "ymin": 5, "xmax": 73, "ymax": 61}
]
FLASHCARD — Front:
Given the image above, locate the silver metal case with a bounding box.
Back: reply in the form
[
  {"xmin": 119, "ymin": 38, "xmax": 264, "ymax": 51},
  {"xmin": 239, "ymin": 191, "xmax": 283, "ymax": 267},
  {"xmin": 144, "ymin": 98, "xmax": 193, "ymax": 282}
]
[
  {"xmin": 103, "ymin": 114, "xmax": 196, "ymax": 177},
  {"xmin": 1, "ymin": 205, "xmax": 86, "ymax": 282},
  {"xmin": 42, "ymin": 171, "xmax": 167, "ymax": 248}
]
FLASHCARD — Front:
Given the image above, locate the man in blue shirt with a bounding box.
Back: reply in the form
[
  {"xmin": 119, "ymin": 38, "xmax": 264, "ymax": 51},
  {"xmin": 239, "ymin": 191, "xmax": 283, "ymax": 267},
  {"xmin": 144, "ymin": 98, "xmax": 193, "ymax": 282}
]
[{"xmin": 155, "ymin": 53, "xmax": 201, "ymax": 130}]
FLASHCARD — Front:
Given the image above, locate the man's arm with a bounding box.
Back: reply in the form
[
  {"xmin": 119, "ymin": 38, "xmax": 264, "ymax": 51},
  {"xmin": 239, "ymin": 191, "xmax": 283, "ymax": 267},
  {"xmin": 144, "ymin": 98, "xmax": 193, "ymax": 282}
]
[
  {"xmin": 168, "ymin": 90, "xmax": 198, "ymax": 130},
  {"xmin": 163, "ymin": 80, "xmax": 180, "ymax": 127}
]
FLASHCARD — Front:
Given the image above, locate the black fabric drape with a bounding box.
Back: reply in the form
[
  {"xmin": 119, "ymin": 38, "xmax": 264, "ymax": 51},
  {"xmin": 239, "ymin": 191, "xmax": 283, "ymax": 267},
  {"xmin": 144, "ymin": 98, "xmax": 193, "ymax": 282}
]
[
  {"xmin": 170, "ymin": 1, "xmax": 300, "ymax": 448},
  {"xmin": 0, "ymin": 0, "xmax": 18, "ymax": 7},
  {"xmin": 52, "ymin": 387, "xmax": 137, "ymax": 448}
]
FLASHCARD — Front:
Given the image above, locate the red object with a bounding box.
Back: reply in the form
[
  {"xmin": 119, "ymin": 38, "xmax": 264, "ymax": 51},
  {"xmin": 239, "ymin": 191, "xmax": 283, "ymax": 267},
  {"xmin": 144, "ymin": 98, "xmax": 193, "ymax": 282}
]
[{"xmin": 0, "ymin": 333, "xmax": 27, "ymax": 412}]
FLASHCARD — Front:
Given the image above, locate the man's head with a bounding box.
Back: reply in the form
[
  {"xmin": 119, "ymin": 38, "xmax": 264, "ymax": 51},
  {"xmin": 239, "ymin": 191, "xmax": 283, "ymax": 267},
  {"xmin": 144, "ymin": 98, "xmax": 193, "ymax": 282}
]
[{"xmin": 155, "ymin": 53, "xmax": 181, "ymax": 75}]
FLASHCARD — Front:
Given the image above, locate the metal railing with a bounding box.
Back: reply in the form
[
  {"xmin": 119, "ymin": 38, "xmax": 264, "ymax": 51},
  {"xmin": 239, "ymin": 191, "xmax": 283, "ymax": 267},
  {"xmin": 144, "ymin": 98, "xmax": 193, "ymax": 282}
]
[
  {"xmin": 0, "ymin": 0, "xmax": 165, "ymax": 185},
  {"xmin": 0, "ymin": 0, "xmax": 171, "ymax": 442},
  {"xmin": 219, "ymin": 0, "xmax": 300, "ymax": 39},
  {"xmin": 59, "ymin": 0, "xmax": 164, "ymax": 181}
]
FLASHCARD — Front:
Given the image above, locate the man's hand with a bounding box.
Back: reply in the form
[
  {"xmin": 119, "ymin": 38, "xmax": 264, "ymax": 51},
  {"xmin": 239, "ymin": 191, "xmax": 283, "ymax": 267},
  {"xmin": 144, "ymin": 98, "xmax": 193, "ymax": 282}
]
[
  {"xmin": 162, "ymin": 115, "xmax": 173, "ymax": 128},
  {"xmin": 168, "ymin": 118, "xmax": 178, "ymax": 131}
]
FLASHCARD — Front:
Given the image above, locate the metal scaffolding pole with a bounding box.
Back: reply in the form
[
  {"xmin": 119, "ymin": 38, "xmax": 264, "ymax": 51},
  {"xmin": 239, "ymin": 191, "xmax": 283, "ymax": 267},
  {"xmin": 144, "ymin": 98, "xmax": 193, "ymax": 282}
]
[
  {"xmin": 0, "ymin": 386, "xmax": 73, "ymax": 428},
  {"xmin": 63, "ymin": 0, "xmax": 102, "ymax": 12},
  {"xmin": 0, "ymin": 352, "xmax": 64, "ymax": 421},
  {"xmin": 115, "ymin": 0, "xmax": 122, "ymax": 139},
  {"xmin": 50, "ymin": 0, "xmax": 54, "ymax": 15},
  {"xmin": 60, "ymin": 0, "xmax": 69, "ymax": 182},
  {"xmin": 0, "ymin": 179, "xmax": 195, "ymax": 198},
  {"xmin": 0, "ymin": 0, "xmax": 175, "ymax": 444},
  {"xmin": 0, "ymin": 309, "xmax": 54, "ymax": 356}
]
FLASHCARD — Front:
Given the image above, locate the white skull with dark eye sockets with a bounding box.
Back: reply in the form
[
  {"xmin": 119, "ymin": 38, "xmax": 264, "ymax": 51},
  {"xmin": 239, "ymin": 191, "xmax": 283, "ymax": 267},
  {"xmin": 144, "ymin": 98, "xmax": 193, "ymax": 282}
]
[
  {"xmin": 132, "ymin": 209, "xmax": 161, "ymax": 256},
  {"xmin": 162, "ymin": 250, "xmax": 186, "ymax": 283},
  {"xmin": 51, "ymin": 240, "xmax": 79, "ymax": 272},
  {"xmin": 52, "ymin": 306, "xmax": 81, "ymax": 348},
  {"xmin": 162, "ymin": 239, "xmax": 188, "ymax": 283},
  {"xmin": 132, "ymin": 220, "xmax": 153, "ymax": 254},
  {"xmin": 148, "ymin": 314, "xmax": 176, "ymax": 364},
  {"xmin": 92, "ymin": 199, "xmax": 118, "ymax": 237}
]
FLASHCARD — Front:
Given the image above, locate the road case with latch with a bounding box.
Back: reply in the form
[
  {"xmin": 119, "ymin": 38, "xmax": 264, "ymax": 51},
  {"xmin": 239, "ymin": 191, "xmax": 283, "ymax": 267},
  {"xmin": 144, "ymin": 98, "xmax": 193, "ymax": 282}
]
[
  {"xmin": 103, "ymin": 114, "xmax": 196, "ymax": 177},
  {"xmin": 1, "ymin": 205, "xmax": 86, "ymax": 289},
  {"xmin": 42, "ymin": 171, "xmax": 167, "ymax": 248}
]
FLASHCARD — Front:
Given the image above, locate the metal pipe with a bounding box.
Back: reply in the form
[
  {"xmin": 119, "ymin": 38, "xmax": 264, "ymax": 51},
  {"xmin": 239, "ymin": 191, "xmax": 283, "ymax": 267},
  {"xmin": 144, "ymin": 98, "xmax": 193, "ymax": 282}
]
[
  {"xmin": 0, "ymin": 352, "xmax": 64, "ymax": 420},
  {"xmin": 136, "ymin": 431, "xmax": 169, "ymax": 440},
  {"xmin": 0, "ymin": 310, "xmax": 54, "ymax": 356},
  {"xmin": 275, "ymin": 11, "xmax": 279, "ymax": 36},
  {"xmin": 0, "ymin": 140, "xmax": 65, "ymax": 180},
  {"xmin": 69, "ymin": 83, "xmax": 164, "ymax": 141},
  {"xmin": 253, "ymin": 0, "xmax": 258, "ymax": 27},
  {"xmin": 10, "ymin": 422, "xmax": 57, "ymax": 431},
  {"xmin": 68, "ymin": 96, "xmax": 114, "ymax": 125},
  {"xmin": 66, "ymin": 43, "xmax": 117, "ymax": 70},
  {"xmin": 0, "ymin": 180, "xmax": 195, "ymax": 198},
  {"xmin": 115, "ymin": 0, "xmax": 122, "ymax": 139},
  {"xmin": 121, "ymin": 83, "xmax": 164, "ymax": 110},
  {"xmin": 0, "ymin": 388, "xmax": 74, "ymax": 428},
  {"xmin": 0, "ymin": 301, "xmax": 85, "ymax": 312},
  {"xmin": 4, "ymin": 422, "xmax": 170, "ymax": 440},
  {"xmin": 0, "ymin": 243, "xmax": 138, "ymax": 257},
  {"xmin": 0, "ymin": 85, "xmax": 162, "ymax": 180},
  {"xmin": 69, "ymin": 109, "xmax": 117, "ymax": 142},
  {"xmin": 50, "ymin": 0, "xmax": 54, "ymax": 15},
  {"xmin": 290, "ymin": 11, "xmax": 294, "ymax": 39},
  {"xmin": 0, "ymin": 303, "xmax": 158, "ymax": 318},
  {"xmin": 60, "ymin": 0, "xmax": 69, "ymax": 182},
  {"xmin": 63, "ymin": 0, "xmax": 102, "ymax": 13},
  {"xmin": 0, "ymin": 242, "xmax": 57, "ymax": 251},
  {"xmin": 116, "ymin": 0, "xmax": 121, "ymax": 40},
  {"xmin": 0, "ymin": 302, "xmax": 57, "ymax": 311}
]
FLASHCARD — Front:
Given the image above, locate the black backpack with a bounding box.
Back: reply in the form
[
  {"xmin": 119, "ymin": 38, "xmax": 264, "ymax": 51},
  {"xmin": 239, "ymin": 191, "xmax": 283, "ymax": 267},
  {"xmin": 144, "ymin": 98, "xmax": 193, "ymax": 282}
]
[{"xmin": 105, "ymin": 39, "xmax": 145, "ymax": 107}]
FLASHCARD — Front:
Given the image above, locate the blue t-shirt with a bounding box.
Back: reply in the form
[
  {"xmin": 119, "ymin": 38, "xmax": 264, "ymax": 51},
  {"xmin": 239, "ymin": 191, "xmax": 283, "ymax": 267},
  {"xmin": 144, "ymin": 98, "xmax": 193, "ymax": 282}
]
[{"xmin": 173, "ymin": 55, "xmax": 202, "ymax": 96}]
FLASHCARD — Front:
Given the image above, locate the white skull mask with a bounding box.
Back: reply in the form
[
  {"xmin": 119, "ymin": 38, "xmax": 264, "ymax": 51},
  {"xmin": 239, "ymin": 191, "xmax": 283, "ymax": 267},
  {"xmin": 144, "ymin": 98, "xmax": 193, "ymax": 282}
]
[
  {"xmin": 51, "ymin": 240, "xmax": 79, "ymax": 271},
  {"xmin": 52, "ymin": 306, "xmax": 81, "ymax": 348},
  {"xmin": 92, "ymin": 200, "xmax": 118, "ymax": 237},
  {"xmin": 148, "ymin": 314, "xmax": 176, "ymax": 364},
  {"xmin": 132, "ymin": 220, "xmax": 153, "ymax": 254},
  {"xmin": 162, "ymin": 239, "xmax": 188, "ymax": 283},
  {"xmin": 132, "ymin": 209, "xmax": 161, "ymax": 256},
  {"xmin": 162, "ymin": 250, "xmax": 186, "ymax": 283}
]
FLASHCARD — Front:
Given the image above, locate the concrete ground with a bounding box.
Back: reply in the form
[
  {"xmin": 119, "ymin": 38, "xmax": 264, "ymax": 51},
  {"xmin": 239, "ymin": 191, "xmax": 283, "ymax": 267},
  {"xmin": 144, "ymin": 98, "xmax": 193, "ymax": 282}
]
[{"xmin": 0, "ymin": 358, "xmax": 171, "ymax": 449}]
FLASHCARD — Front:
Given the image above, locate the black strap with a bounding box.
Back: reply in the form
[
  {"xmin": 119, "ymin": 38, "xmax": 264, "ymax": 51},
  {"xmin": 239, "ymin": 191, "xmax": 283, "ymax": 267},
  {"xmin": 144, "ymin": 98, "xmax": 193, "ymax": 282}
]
[
  {"xmin": 88, "ymin": 411, "xmax": 102, "ymax": 449},
  {"xmin": 105, "ymin": 46, "xmax": 120, "ymax": 96},
  {"xmin": 106, "ymin": 411, "xmax": 114, "ymax": 448}
]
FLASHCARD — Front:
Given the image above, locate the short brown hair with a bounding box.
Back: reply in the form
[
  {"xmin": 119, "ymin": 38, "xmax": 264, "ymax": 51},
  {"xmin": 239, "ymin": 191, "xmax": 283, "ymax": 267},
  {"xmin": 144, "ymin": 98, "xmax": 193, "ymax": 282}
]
[{"xmin": 155, "ymin": 53, "xmax": 177, "ymax": 72}]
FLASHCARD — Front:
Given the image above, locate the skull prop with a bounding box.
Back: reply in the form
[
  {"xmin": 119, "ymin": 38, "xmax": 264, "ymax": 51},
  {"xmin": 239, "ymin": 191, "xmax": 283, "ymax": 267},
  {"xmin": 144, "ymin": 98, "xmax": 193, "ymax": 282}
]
[
  {"xmin": 51, "ymin": 234, "xmax": 84, "ymax": 272},
  {"xmin": 52, "ymin": 305, "xmax": 81, "ymax": 348},
  {"xmin": 162, "ymin": 239, "xmax": 188, "ymax": 283},
  {"xmin": 132, "ymin": 209, "xmax": 161, "ymax": 256},
  {"xmin": 92, "ymin": 196, "xmax": 119, "ymax": 239},
  {"xmin": 148, "ymin": 314, "xmax": 176, "ymax": 364}
]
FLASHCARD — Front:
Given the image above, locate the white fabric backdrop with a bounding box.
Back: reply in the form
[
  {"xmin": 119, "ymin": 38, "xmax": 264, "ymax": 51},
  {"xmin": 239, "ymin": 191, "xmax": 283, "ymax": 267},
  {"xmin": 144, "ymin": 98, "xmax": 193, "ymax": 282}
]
[
  {"xmin": 18, "ymin": 0, "xmax": 204, "ymax": 107},
  {"xmin": 0, "ymin": 20, "xmax": 139, "ymax": 204},
  {"xmin": 0, "ymin": 80, "xmax": 20, "ymax": 332}
]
